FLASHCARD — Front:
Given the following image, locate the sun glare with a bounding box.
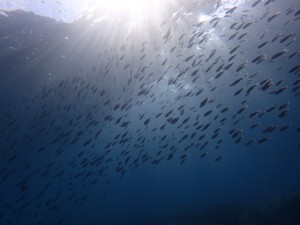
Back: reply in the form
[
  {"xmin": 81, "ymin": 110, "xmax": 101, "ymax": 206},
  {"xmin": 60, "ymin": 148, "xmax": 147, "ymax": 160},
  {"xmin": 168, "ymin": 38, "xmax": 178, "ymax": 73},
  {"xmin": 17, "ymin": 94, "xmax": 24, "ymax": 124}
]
[
  {"xmin": 198, "ymin": 14, "xmax": 211, "ymax": 23},
  {"xmin": 88, "ymin": 0, "xmax": 170, "ymax": 23}
]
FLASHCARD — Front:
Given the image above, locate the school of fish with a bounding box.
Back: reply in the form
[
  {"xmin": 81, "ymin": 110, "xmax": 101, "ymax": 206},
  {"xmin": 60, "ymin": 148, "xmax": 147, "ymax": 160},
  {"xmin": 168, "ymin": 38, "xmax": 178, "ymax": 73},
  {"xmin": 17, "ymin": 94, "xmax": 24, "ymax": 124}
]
[{"xmin": 0, "ymin": 0, "xmax": 300, "ymax": 224}]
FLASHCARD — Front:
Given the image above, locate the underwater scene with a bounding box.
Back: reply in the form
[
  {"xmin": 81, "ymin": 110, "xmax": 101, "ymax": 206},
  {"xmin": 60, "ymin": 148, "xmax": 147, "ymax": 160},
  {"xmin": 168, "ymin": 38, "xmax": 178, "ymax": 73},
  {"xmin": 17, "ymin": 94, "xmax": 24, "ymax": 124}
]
[{"xmin": 0, "ymin": 0, "xmax": 300, "ymax": 224}]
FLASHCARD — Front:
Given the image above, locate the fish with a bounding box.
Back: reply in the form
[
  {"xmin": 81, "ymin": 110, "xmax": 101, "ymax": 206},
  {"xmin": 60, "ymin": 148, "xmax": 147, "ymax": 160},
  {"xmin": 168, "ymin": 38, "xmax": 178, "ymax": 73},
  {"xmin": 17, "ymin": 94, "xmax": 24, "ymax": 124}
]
[
  {"xmin": 236, "ymin": 63, "xmax": 246, "ymax": 72},
  {"xmin": 270, "ymin": 49, "xmax": 287, "ymax": 61},
  {"xmin": 215, "ymin": 156, "xmax": 223, "ymax": 161},
  {"xmin": 266, "ymin": 105, "xmax": 276, "ymax": 112},
  {"xmin": 252, "ymin": 0, "xmax": 262, "ymax": 7},
  {"xmin": 226, "ymin": 6, "xmax": 238, "ymax": 14},
  {"xmin": 230, "ymin": 22, "xmax": 238, "ymax": 29},
  {"xmin": 280, "ymin": 124, "xmax": 290, "ymax": 132},
  {"xmin": 230, "ymin": 77, "xmax": 244, "ymax": 87},
  {"xmin": 278, "ymin": 110, "xmax": 289, "ymax": 118},
  {"xmin": 267, "ymin": 12, "xmax": 281, "ymax": 22},
  {"xmin": 288, "ymin": 52, "xmax": 298, "ymax": 58},
  {"xmin": 264, "ymin": 0, "xmax": 275, "ymax": 6},
  {"xmin": 200, "ymin": 97, "xmax": 209, "ymax": 108},
  {"xmin": 295, "ymin": 9, "xmax": 300, "ymax": 16},
  {"xmin": 229, "ymin": 45, "xmax": 240, "ymax": 54},
  {"xmin": 238, "ymin": 32, "xmax": 248, "ymax": 40},
  {"xmin": 228, "ymin": 32, "xmax": 238, "ymax": 41},
  {"xmin": 249, "ymin": 111, "xmax": 261, "ymax": 118},
  {"xmin": 215, "ymin": 71, "xmax": 224, "ymax": 79},
  {"xmin": 272, "ymin": 86, "xmax": 288, "ymax": 95},
  {"xmin": 258, "ymin": 137, "xmax": 271, "ymax": 143},
  {"xmin": 220, "ymin": 106, "xmax": 229, "ymax": 113},
  {"xmin": 236, "ymin": 22, "xmax": 244, "ymax": 31},
  {"xmin": 252, "ymin": 55, "xmax": 264, "ymax": 63},
  {"xmin": 204, "ymin": 109, "xmax": 213, "ymax": 116},
  {"xmin": 185, "ymin": 55, "xmax": 194, "ymax": 62},
  {"xmin": 271, "ymin": 32, "xmax": 281, "ymax": 42},
  {"xmin": 228, "ymin": 54, "xmax": 237, "ymax": 62},
  {"xmin": 280, "ymin": 33, "xmax": 293, "ymax": 43},
  {"xmin": 257, "ymin": 41, "xmax": 269, "ymax": 48},
  {"xmin": 245, "ymin": 84, "xmax": 257, "ymax": 96},
  {"xmin": 261, "ymin": 79, "xmax": 272, "ymax": 91},
  {"xmin": 216, "ymin": 64, "xmax": 224, "ymax": 72},
  {"xmin": 190, "ymin": 69, "xmax": 199, "ymax": 76},
  {"xmin": 243, "ymin": 21, "xmax": 253, "ymax": 29},
  {"xmin": 234, "ymin": 88, "xmax": 243, "ymax": 96},
  {"xmin": 205, "ymin": 49, "xmax": 217, "ymax": 62},
  {"xmin": 278, "ymin": 103, "xmax": 289, "ymax": 110},
  {"xmin": 289, "ymin": 64, "xmax": 300, "ymax": 73},
  {"xmin": 200, "ymin": 152, "xmax": 207, "ymax": 158},
  {"xmin": 246, "ymin": 139, "xmax": 255, "ymax": 146},
  {"xmin": 224, "ymin": 63, "xmax": 234, "ymax": 70}
]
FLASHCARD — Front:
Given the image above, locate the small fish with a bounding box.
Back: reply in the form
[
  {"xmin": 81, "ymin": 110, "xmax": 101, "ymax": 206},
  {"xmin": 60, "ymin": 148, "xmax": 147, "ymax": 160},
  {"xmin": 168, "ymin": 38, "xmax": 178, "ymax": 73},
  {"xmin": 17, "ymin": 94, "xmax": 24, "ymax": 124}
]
[
  {"xmin": 270, "ymin": 49, "xmax": 287, "ymax": 61},
  {"xmin": 190, "ymin": 69, "xmax": 199, "ymax": 77},
  {"xmin": 215, "ymin": 71, "xmax": 224, "ymax": 79},
  {"xmin": 264, "ymin": 0, "xmax": 275, "ymax": 6},
  {"xmin": 266, "ymin": 105, "xmax": 276, "ymax": 112},
  {"xmin": 280, "ymin": 124, "xmax": 290, "ymax": 132},
  {"xmin": 228, "ymin": 32, "xmax": 238, "ymax": 41},
  {"xmin": 246, "ymin": 139, "xmax": 255, "ymax": 146},
  {"xmin": 234, "ymin": 88, "xmax": 243, "ymax": 96},
  {"xmin": 250, "ymin": 123, "xmax": 260, "ymax": 129},
  {"xmin": 278, "ymin": 110, "xmax": 289, "ymax": 118},
  {"xmin": 249, "ymin": 111, "xmax": 260, "ymax": 118},
  {"xmin": 285, "ymin": 7, "xmax": 294, "ymax": 16},
  {"xmin": 280, "ymin": 33, "xmax": 293, "ymax": 43},
  {"xmin": 243, "ymin": 21, "xmax": 253, "ymax": 29},
  {"xmin": 229, "ymin": 45, "xmax": 240, "ymax": 54},
  {"xmin": 185, "ymin": 55, "xmax": 194, "ymax": 62},
  {"xmin": 200, "ymin": 152, "xmax": 207, "ymax": 158},
  {"xmin": 200, "ymin": 97, "xmax": 209, "ymax": 108},
  {"xmin": 263, "ymin": 126, "xmax": 277, "ymax": 133},
  {"xmin": 246, "ymin": 84, "xmax": 257, "ymax": 96},
  {"xmin": 236, "ymin": 63, "xmax": 246, "ymax": 72},
  {"xmin": 252, "ymin": 0, "xmax": 261, "ymax": 7},
  {"xmin": 195, "ymin": 88, "xmax": 204, "ymax": 96},
  {"xmin": 257, "ymin": 137, "xmax": 271, "ymax": 144},
  {"xmin": 278, "ymin": 103, "xmax": 289, "ymax": 110},
  {"xmin": 252, "ymin": 54, "xmax": 265, "ymax": 63},
  {"xmin": 292, "ymin": 85, "xmax": 300, "ymax": 92},
  {"xmin": 205, "ymin": 64, "xmax": 214, "ymax": 73},
  {"xmin": 230, "ymin": 77, "xmax": 243, "ymax": 87},
  {"xmin": 273, "ymin": 86, "xmax": 288, "ymax": 95},
  {"xmin": 236, "ymin": 23, "xmax": 244, "ymax": 31},
  {"xmin": 257, "ymin": 41, "xmax": 269, "ymax": 48},
  {"xmin": 267, "ymin": 12, "xmax": 281, "ymax": 22},
  {"xmin": 237, "ymin": 106, "xmax": 248, "ymax": 114},
  {"xmin": 289, "ymin": 64, "xmax": 300, "ymax": 73},
  {"xmin": 261, "ymin": 80, "xmax": 272, "ymax": 91},
  {"xmin": 228, "ymin": 54, "xmax": 237, "ymax": 62},
  {"xmin": 226, "ymin": 6, "xmax": 238, "ymax": 14},
  {"xmin": 216, "ymin": 64, "xmax": 224, "ymax": 72},
  {"xmin": 238, "ymin": 32, "xmax": 248, "ymax": 40},
  {"xmin": 271, "ymin": 32, "xmax": 281, "ymax": 42},
  {"xmin": 295, "ymin": 9, "xmax": 300, "ymax": 16},
  {"xmin": 221, "ymin": 106, "xmax": 229, "ymax": 113},
  {"xmin": 230, "ymin": 22, "xmax": 238, "ymax": 29},
  {"xmin": 288, "ymin": 52, "xmax": 298, "ymax": 58},
  {"xmin": 204, "ymin": 109, "xmax": 213, "ymax": 116},
  {"xmin": 224, "ymin": 63, "xmax": 234, "ymax": 70},
  {"xmin": 205, "ymin": 49, "xmax": 217, "ymax": 62},
  {"xmin": 215, "ymin": 156, "xmax": 223, "ymax": 161}
]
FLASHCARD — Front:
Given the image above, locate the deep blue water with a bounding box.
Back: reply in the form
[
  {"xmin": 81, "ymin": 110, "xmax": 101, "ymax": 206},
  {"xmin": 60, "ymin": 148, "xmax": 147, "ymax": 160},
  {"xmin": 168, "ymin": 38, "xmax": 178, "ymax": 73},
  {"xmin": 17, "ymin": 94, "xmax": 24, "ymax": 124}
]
[{"xmin": 1, "ymin": 0, "xmax": 300, "ymax": 225}]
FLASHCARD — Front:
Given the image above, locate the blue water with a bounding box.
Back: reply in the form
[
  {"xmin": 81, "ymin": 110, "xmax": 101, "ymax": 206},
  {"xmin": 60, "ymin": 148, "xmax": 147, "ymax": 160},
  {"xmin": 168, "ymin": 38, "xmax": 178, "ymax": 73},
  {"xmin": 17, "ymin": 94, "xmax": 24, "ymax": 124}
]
[{"xmin": 1, "ymin": 0, "xmax": 300, "ymax": 225}]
